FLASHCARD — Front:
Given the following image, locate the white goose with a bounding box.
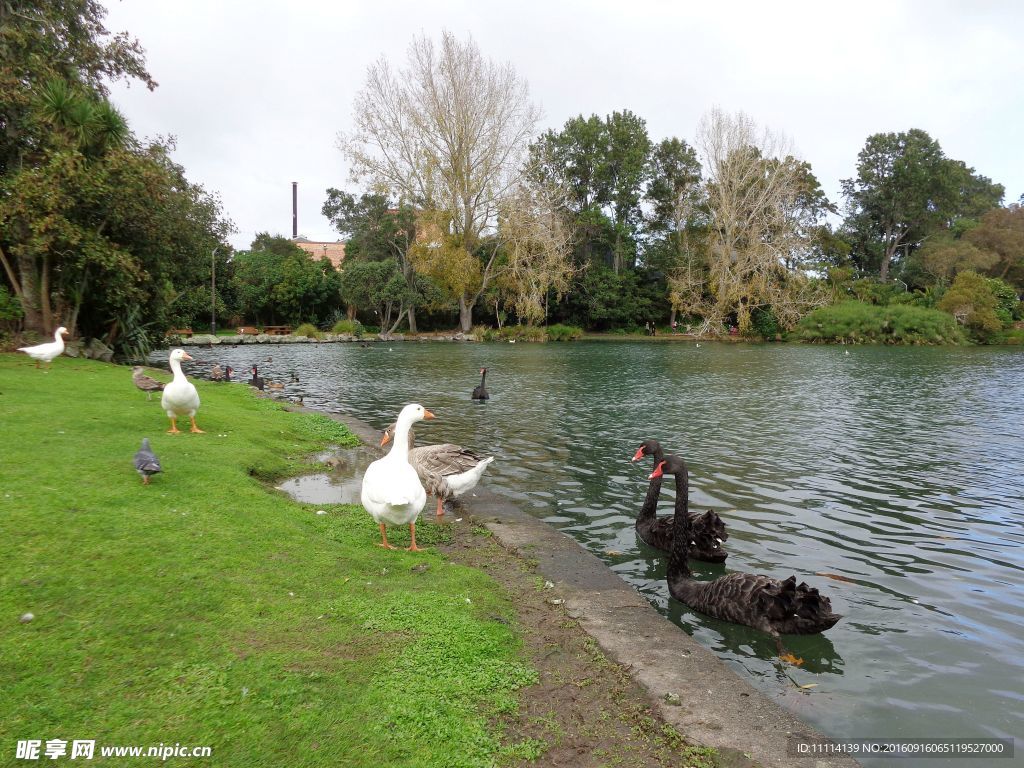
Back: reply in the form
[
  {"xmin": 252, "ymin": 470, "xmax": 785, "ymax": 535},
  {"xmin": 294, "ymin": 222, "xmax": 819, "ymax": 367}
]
[
  {"xmin": 18, "ymin": 326, "xmax": 68, "ymax": 369},
  {"xmin": 161, "ymin": 348, "xmax": 203, "ymax": 434},
  {"xmin": 361, "ymin": 403, "xmax": 434, "ymax": 550}
]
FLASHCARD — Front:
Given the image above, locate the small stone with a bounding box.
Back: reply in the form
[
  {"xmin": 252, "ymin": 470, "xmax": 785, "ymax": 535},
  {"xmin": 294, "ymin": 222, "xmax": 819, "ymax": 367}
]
[
  {"xmin": 543, "ymin": 580, "xmax": 555, "ymax": 590},
  {"xmin": 546, "ymin": 598, "xmax": 564, "ymax": 605},
  {"xmin": 664, "ymin": 692, "xmax": 681, "ymax": 706},
  {"xmin": 288, "ymin": 592, "xmax": 295, "ymax": 597},
  {"xmin": 19, "ymin": 612, "xmax": 34, "ymax": 623},
  {"xmin": 315, "ymin": 510, "xmax": 327, "ymax": 516}
]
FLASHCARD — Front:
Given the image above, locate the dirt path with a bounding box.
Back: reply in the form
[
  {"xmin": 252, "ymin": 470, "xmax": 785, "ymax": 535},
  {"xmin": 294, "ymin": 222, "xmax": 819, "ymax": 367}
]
[{"xmin": 439, "ymin": 516, "xmax": 727, "ymax": 768}]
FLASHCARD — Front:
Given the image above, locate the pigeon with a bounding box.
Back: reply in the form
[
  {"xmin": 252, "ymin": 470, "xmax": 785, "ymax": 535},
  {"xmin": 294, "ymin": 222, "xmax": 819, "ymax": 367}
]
[
  {"xmin": 210, "ymin": 364, "xmax": 224, "ymax": 381},
  {"xmin": 132, "ymin": 366, "xmax": 166, "ymax": 401},
  {"xmin": 133, "ymin": 438, "xmax": 162, "ymax": 485}
]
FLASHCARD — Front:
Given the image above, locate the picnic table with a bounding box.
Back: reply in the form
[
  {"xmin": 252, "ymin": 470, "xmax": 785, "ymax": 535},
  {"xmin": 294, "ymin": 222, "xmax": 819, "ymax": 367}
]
[
  {"xmin": 263, "ymin": 325, "xmax": 292, "ymax": 336},
  {"xmin": 237, "ymin": 327, "xmax": 260, "ymax": 335},
  {"xmin": 168, "ymin": 328, "xmax": 193, "ymax": 338}
]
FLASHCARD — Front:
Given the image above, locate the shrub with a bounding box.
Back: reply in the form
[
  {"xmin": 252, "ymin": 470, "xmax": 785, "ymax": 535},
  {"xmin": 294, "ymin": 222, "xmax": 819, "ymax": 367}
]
[
  {"xmin": 750, "ymin": 306, "xmax": 780, "ymax": 340},
  {"xmin": 471, "ymin": 324, "xmax": 496, "ymax": 341},
  {"xmin": 496, "ymin": 325, "xmax": 546, "ymax": 342},
  {"xmin": 331, "ymin": 319, "xmax": 363, "ymax": 337},
  {"xmin": 993, "ymin": 327, "xmax": 1024, "ymax": 345},
  {"xmin": 937, "ymin": 271, "xmax": 1002, "ymax": 338},
  {"xmin": 293, "ymin": 323, "xmax": 321, "ymax": 339},
  {"xmin": 545, "ymin": 323, "xmax": 583, "ymax": 342},
  {"xmin": 797, "ymin": 301, "xmax": 965, "ymax": 345},
  {"xmin": 987, "ymin": 277, "xmax": 1022, "ymax": 322}
]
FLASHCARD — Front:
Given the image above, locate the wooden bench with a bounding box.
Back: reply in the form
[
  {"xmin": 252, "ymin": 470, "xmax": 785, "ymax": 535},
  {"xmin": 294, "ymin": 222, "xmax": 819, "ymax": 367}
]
[
  {"xmin": 263, "ymin": 325, "xmax": 292, "ymax": 336},
  {"xmin": 237, "ymin": 326, "xmax": 260, "ymax": 335},
  {"xmin": 168, "ymin": 328, "xmax": 193, "ymax": 338}
]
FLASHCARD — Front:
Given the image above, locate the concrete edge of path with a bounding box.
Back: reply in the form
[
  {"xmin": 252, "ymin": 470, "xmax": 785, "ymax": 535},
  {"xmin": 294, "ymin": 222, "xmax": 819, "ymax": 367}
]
[{"xmin": 305, "ymin": 406, "xmax": 860, "ymax": 768}]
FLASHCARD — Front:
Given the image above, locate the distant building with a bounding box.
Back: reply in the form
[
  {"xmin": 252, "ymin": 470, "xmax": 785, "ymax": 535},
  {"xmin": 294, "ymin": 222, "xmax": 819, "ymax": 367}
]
[{"xmin": 292, "ymin": 237, "xmax": 346, "ymax": 269}]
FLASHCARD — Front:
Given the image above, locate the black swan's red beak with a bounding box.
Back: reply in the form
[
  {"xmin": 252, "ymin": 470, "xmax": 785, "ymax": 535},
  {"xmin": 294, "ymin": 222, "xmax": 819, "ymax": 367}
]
[
  {"xmin": 648, "ymin": 460, "xmax": 666, "ymax": 480},
  {"xmin": 631, "ymin": 446, "xmax": 645, "ymax": 462}
]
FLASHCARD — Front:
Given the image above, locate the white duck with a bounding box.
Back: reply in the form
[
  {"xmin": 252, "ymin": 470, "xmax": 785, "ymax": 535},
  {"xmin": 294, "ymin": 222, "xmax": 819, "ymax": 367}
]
[
  {"xmin": 361, "ymin": 403, "xmax": 434, "ymax": 550},
  {"xmin": 381, "ymin": 423, "xmax": 494, "ymax": 519},
  {"xmin": 161, "ymin": 348, "xmax": 203, "ymax": 434},
  {"xmin": 18, "ymin": 326, "xmax": 68, "ymax": 369}
]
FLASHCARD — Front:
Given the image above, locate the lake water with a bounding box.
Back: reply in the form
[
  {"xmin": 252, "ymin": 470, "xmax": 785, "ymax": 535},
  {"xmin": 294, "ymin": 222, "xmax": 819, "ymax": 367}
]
[{"xmin": 164, "ymin": 340, "xmax": 1024, "ymax": 763}]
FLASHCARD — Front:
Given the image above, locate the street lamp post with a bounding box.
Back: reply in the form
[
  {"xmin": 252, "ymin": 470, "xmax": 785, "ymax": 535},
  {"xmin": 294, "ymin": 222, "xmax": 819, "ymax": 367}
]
[{"xmin": 211, "ymin": 246, "xmax": 219, "ymax": 335}]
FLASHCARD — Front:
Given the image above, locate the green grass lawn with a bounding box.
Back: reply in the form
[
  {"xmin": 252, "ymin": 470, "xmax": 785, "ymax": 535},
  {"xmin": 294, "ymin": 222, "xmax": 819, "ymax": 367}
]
[{"xmin": 0, "ymin": 354, "xmax": 537, "ymax": 767}]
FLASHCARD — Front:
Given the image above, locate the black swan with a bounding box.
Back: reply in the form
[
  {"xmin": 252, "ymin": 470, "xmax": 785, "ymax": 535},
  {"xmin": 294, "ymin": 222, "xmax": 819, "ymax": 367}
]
[
  {"xmin": 249, "ymin": 365, "xmax": 265, "ymax": 390},
  {"xmin": 381, "ymin": 424, "xmax": 494, "ymax": 518},
  {"xmin": 471, "ymin": 367, "xmax": 489, "ymax": 400},
  {"xmin": 652, "ymin": 455, "xmax": 841, "ymax": 648},
  {"xmin": 631, "ymin": 439, "xmax": 728, "ymax": 563}
]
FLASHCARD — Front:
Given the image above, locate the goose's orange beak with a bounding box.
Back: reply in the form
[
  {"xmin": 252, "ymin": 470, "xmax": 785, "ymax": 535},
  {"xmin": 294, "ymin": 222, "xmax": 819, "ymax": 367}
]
[
  {"xmin": 380, "ymin": 432, "xmax": 392, "ymax": 447},
  {"xmin": 182, "ymin": 352, "xmax": 194, "ymax": 361},
  {"xmin": 423, "ymin": 410, "xmax": 436, "ymax": 420}
]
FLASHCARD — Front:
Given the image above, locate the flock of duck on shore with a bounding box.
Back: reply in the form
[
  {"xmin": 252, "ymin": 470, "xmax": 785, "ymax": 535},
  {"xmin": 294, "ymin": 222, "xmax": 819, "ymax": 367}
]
[{"xmin": 19, "ymin": 332, "xmax": 839, "ymax": 656}]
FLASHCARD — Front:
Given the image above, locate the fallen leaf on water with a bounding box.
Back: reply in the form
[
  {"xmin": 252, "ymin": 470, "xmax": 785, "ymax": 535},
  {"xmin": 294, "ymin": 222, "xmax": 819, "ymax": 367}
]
[
  {"xmin": 937, "ymin": 535, "xmax": 957, "ymax": 540},
  {"xmin": 604, "ymin": 549, "xmax": 623, "ymax": 557},
  {"xmin": 780, "ymin": 652, "xmax": 805, "ymax": 666},
  {"xmin": 815, "ymin": 572, "xmax": 854, "ymax": 583},
  {"xmin": 799, "ymin": 683, "xmax": 818, "ymax": 689}
]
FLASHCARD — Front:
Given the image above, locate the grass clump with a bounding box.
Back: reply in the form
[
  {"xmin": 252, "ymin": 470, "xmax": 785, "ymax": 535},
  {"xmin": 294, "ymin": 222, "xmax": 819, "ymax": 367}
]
[
  {"xmin": 796, "ymin": 301, "xmax": 966, "ymax": 345},
  {"xmin": 292, "ymin": 322, "xmax": 322, "ymax": 339},
  {"xmin": 331, "ymin": 318, "xmax": 363, "ymax": 336},
  {"xmin": 0, "ymin": 354, "xmax": 537, "ymax": 767},
  {"xmin": 544, "ymin": 324, "xmax": 583, "ymax": 342}
]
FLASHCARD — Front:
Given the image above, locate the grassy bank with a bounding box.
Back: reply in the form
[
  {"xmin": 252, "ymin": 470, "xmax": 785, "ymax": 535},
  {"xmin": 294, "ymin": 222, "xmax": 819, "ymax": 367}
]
[{"xmin": 0, "ymin": 355, "xmax": 538, "ymax": 766}]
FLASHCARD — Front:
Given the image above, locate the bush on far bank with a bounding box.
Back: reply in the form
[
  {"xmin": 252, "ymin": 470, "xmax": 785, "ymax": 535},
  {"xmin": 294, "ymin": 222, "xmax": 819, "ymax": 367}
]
[
  {"xmin": 796, "ymin": 301, "xmax": 966, "ymax": 345},
  {"xmin": 331, "ymin": 319, "xmax": 364, "ymax": 337}
]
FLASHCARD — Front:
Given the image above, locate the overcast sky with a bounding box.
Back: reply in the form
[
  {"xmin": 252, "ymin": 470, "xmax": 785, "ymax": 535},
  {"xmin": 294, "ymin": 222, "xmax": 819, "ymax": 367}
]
[{"xmin": 102, "ymin": 0, "xmax": 1024, "ymax": 251}]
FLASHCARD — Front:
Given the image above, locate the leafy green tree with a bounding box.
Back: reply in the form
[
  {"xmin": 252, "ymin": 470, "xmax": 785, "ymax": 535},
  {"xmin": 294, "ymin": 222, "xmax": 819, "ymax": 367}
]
[
  {"xmin": 553, "ymin": 267, "xmax": 662, "ymax": 331},
  {"xmin": 531, "ymin": 110, "xmax": 651, "ymax": 273},
  {"xmin": 231, "ymin": 235, "xmax": 340, "ymax": 326},
  {"xmin": 909, "ymin": 233, "xmax": 996, "ymax": 286},
  {"xmin": 642, "ymin": 137, "xmax": 705, "ymax": 322},
  {"xmin": 321, "ymin": 189, "xmax": 434, "ymax": 330},
  {"xmin": 601, "ymin": 110, "xmax": 651, "ymax": 273},
  {"xmin": 1, "ymin": 1, "xmax": 235, "ymax": 353},
  {"xmin": 0, "ymin": 0, "xmax": 155, "ymax": 176},
  {"xmin": 338, "ymin": 259, "xmax": 414, "ymax": 332},
  {"xmin": 965, "ymin": 204, "xmax": 1024, "ymax": 290},
  {"xmin": 841, "ymin": 129, "xmax": 1004, "ymax": 281}
]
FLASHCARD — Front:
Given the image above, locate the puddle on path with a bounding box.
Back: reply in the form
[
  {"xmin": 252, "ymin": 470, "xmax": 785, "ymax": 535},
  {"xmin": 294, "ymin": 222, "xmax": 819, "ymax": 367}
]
[{"xmin": 277, "ymin": 444, "xmax": 378, "ymax": 505}]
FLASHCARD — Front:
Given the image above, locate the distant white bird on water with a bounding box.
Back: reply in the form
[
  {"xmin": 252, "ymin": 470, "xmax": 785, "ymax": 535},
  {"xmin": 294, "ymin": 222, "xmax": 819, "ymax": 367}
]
[
  {"xmin": 18, "ymin": 326, "xmax": 68, "ymax": 369},
  {"xmin": 133, "ymin": 438, "xmax": 162, "ymax": 484}
]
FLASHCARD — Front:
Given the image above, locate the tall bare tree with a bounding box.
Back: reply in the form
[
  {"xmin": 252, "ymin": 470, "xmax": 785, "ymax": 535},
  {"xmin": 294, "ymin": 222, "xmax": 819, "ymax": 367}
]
[
  {"xmin": 673, "ymin": 109, "xmax": 828, "ymax": 334},
  {"xmin": 495, "ymin": 183, "xmax": 577, "ymax": 325},
  {"xmin": 340, "ymin": 31, "xmax": 542, "ymax": 331}
]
